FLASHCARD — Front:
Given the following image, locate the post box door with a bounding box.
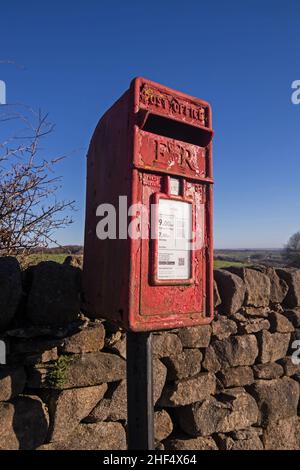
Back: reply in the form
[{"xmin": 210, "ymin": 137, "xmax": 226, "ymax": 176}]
[{"xmin": 139, "ymin": 175, "xmax": 206, "ymax": 318}]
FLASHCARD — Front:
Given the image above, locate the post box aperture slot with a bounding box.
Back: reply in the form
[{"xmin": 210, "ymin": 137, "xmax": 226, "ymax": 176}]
[
  {"xmin": 151, "ymin": 193, "xmax": 194, "ymax": 286},
  {"xmin": 140, "ymin": 112, "xmax": 212, "ymax": 148}
]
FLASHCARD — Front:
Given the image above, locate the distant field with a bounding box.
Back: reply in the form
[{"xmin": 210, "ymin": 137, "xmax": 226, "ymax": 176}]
[
  {"xmin": 19, "ymin": 248, "xmax": 285, "ymax": 270},
  {"xmin": 16, "ymin": 246, "xmax": 285, "ymax": 266},
  {"xmin": 24, "ymin": 253, "xmax": 68, "ymax": 265},
  {"xmin": 214, "ymin": 248, "xmax": 286, "ymax": 268},
  {"xmin": 213, "ymin": 259, "xmax": 244, "ymax": 269},
  {"xmin": 23, "ymin": 252, "xmax": 244, "ymax": 270}
]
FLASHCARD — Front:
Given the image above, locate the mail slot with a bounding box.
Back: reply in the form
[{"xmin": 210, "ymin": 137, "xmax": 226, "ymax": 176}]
[{"xmin": 83, "ymin": 77, "xmax": 214, "ymax": 331}]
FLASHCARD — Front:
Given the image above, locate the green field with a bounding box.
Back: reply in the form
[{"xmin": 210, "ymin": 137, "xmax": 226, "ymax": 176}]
[
  {"xmin": 15, "ymin": 246, "xmax": 286, "ymax": 271},
  {"xmin": 213, "ymin": 259, "xmax": 244, "ymax": 269},
  {"xmin": 23, "ymin": 253, "xmax": 68, "ymax": 266},
  {"xmin": 30, "ymin": 253, "xmax": 68, "ymax": 264},
  {"xmin": 22, "ymin": 252, "xmax": 244, "ymax": 270}
]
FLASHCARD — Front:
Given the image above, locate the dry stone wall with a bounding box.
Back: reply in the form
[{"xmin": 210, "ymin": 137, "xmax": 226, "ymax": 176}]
[{"xmin": 0, "ymin": 256, "xmax": 300, "ymax": 450}]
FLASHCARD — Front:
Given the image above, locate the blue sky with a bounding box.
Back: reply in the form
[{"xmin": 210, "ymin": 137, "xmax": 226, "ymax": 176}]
[{"xmin": 0, "ymin": 0, "xmax": 299, "ymax": 248}]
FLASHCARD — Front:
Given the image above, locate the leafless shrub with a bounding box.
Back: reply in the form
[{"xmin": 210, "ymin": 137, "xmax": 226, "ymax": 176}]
[
  {"xmin": 285, "ymin": 231, "xmax": 300, "ymax": 268},
  {"xmin": 0, "ymin": 104, "xmax": 75, "ymax": 258}
]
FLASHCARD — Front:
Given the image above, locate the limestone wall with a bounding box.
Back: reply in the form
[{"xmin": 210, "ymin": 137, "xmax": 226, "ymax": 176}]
[{"xmin": 0, "ymin": 256, "xmax": 300, "ymax": 450}]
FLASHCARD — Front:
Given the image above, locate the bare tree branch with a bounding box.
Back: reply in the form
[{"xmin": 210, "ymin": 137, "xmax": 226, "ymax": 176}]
[{"xmin": 0, "ymin": 104, "xmax": 75, "ymax": 258}]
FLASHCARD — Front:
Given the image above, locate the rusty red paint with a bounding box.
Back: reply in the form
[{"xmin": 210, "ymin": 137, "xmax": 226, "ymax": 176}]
[{"xmin": 83, "ymin": 77, "xmax": 214, "ymax": 331}]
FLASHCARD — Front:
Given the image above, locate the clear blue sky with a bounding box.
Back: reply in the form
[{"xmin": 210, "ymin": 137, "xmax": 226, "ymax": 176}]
[{"xmin": 1, "ymin": 0, "xmax": 299, "ymax": 249}]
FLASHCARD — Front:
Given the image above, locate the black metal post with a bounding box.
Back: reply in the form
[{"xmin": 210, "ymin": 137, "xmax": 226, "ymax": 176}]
[{"xmin": 126, "ymin": 331, "xmax": 154, "ymax": 450}]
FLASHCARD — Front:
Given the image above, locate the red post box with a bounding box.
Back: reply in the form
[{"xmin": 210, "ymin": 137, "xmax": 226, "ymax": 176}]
[{"xmin": 83, "ymin": 77, "xmax": 214, "ymax": 331}]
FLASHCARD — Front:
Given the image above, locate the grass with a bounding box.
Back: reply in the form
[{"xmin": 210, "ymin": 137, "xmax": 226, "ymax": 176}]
[
  {"xmin": 213, "ymin": 259, "xmax": 245, "ymax": 269},
  {"xmin": 25, "ymin": 253, "xmax": 69, "ymax": 265},
  {"xmin": 18, "ymin": 253, "xmax": 70, "ymax": 269}
]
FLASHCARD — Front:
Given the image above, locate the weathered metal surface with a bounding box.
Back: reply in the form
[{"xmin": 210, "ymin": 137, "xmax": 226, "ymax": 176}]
[
  {"xmin": 137, "ymin": 130, "xmax": 208, "ymax": 178},
  {"xmin": 83, "ymin": 77, "xmax": 214, "ymax": 331}
]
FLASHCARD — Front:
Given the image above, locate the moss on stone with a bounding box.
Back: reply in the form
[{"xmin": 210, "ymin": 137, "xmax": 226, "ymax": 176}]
[{"xmin": 48, "ymin": 355, "xmax": 73, "ymax": 389}]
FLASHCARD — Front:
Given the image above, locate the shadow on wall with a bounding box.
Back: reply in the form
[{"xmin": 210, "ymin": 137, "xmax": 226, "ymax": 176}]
[
  {"xmin": 12, "ymin": 396, "xmax": 49, "ymax": 450},
  {"xmin": 0, "ymin": 366, "xmax": 49, "ymax": 449},
  {"xmin": 0, "ymin": 256, "xmax": 84, "ymax": 450}
]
